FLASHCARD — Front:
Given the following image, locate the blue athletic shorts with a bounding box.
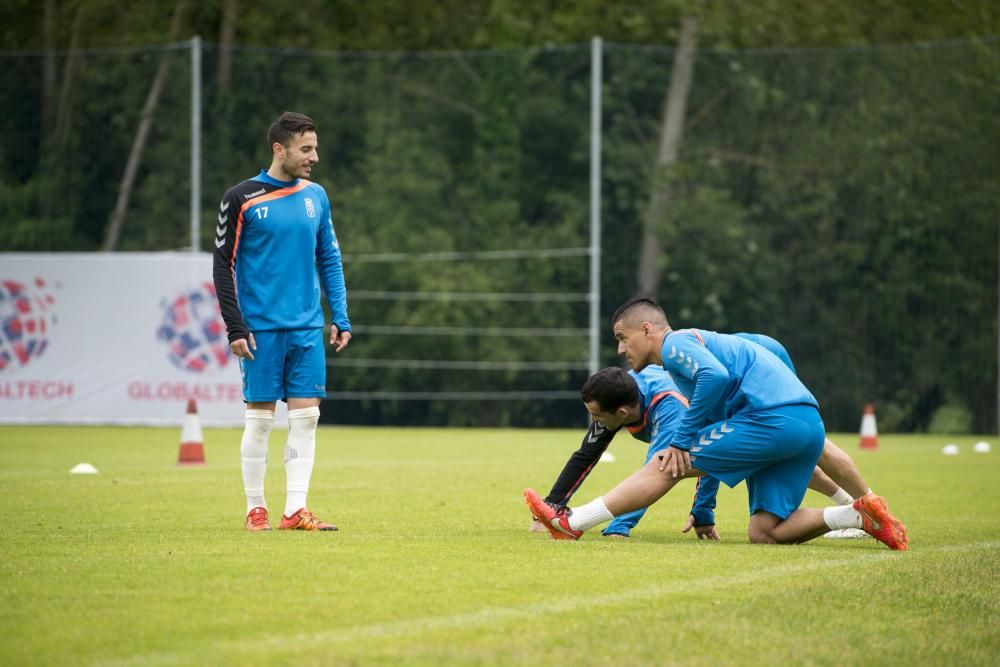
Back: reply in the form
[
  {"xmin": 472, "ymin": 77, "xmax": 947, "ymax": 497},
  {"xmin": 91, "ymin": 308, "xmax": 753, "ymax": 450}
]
[
  {"xmin": 238, "ymin": 328, "xmax": 327, "ymax": 402},
  {"xmin": 688, "ymin": 404, "xmax": 825, "ymax": 520}
]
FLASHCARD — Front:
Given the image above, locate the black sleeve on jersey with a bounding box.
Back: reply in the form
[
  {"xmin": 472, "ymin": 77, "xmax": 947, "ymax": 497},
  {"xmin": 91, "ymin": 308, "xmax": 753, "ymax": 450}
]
[
  {"xmin": 212, "ymin": 188, "xmax": 250, "ymax": 343},
  {"xmin": 544, "ymin": 421, "xmax": 619, "ymax": 506}
]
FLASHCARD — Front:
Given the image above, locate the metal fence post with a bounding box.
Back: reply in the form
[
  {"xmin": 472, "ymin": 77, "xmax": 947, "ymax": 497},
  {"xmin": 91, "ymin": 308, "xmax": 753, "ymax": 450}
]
[
  {"xmin": 190, "ymin": 35, "xmax": 202, "ymax": 252},
  {"xmin": 588, "ymin": 36, "xmax": 603, "ymax": 379}
]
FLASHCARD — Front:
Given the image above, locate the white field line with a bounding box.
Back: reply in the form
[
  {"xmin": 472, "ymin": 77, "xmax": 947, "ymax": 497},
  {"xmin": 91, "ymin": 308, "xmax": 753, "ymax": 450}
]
[{"xmin": 101, "ymin": 540, "xmax": 999, "ymax": 667}]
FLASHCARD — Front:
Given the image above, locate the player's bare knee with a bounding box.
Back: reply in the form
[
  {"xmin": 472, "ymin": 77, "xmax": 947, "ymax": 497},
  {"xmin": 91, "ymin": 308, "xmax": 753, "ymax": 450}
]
[
  {"xmin": 748, "ymin": 512, "xmax": 781, "ymax": 544},
  {"xmin": 747, "ymin": 525, "xmax": 775, "ymax": 544}
]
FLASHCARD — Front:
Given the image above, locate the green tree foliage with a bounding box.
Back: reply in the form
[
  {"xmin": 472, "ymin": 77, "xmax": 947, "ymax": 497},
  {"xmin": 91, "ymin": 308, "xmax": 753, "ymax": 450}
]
[{"xmin": 0, "ymin": 1, "xmax": 997, "ymax": 429}]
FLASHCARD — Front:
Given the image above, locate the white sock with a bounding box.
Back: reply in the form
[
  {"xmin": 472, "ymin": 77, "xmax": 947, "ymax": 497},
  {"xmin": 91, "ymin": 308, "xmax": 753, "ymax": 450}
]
[
  {"xmin": 823, "ymin": 505, "xmax": 863, "ymax": 530},
  {"xmin": 829, "ymin": 488, "xmax": 854, "ymax": 506},
  {"xmin": 241, "ymin": 409, "xmax": 274, "ymax": 513},
  {"xmin": 567, "ymin": 497, "xmax": 614, "ymax": 532},
  {"xmin": 284, "ymin": 406, "xmax": 320, "ymax": 517}
]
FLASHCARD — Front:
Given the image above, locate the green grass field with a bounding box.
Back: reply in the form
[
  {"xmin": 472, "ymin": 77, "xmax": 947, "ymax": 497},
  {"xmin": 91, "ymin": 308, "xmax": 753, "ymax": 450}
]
[{"xmin": 1, "ymin": 426, "xmax": 998, "ymax": 666}]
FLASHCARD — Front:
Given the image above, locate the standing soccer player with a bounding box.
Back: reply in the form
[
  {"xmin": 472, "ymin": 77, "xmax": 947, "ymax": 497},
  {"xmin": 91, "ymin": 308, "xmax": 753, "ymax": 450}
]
[{"xmin": 213, "ymin": 111, "xmax": 351, "ymax": 532}]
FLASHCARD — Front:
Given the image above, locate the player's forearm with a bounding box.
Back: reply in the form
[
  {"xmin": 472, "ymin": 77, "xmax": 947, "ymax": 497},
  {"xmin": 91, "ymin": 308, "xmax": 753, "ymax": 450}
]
[
  {"xmin": 316, "ymin": 233, "xmax": 350, "ymax": 330},
  {"xmin": 690, "ymin": 476, "xmax": 719, "ymax": 526},
  {"xmin": 673, "ymin": 369, "xmax": 726, "ymax": 449},
  {"xmin": 544, "ymin": 422, "xmax": 615, "ymax": 504},
  {"xmin": 212, "ymin": 254, "xmax": 249, "ymax": 341}
]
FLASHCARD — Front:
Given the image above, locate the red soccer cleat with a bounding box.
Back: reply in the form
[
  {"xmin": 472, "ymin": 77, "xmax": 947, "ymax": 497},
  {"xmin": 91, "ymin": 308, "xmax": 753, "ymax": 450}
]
[
  {"xmin": 853, "ymin": 493, "xmax": 908, "ymax": 551},
  {"xmin": 524, "ymin": 488, "xmax": 582, "ymax": 541},
  {"xmin": 245, "ymin": 506, "xmax": 272, "ymax": 532},
  {"xmin": 279, "ymin": 508, "xmax": 338, "ymax": 532}
]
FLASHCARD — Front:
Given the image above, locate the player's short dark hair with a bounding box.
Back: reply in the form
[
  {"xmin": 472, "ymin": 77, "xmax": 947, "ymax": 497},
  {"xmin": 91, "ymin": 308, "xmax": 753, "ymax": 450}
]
[
  {"xmin": 581, "ymin": 367, "xmax": 640, "ymax": 413},
  {"xmin": 268, "ymin": 111, "xmax": 317, "ymax": 147},
  {"xmin": 611, "ymin": 296, "xmax": 668, "ymax": 329}
]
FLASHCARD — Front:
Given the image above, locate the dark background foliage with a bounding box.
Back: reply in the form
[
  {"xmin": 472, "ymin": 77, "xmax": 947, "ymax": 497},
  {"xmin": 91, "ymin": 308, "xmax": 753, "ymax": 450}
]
[{"xmin": 2, "ymin": 1, "xmax": 997, "ymax": 431}]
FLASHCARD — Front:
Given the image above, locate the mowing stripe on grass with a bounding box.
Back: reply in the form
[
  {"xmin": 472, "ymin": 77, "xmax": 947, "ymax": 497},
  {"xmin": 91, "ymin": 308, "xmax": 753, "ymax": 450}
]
[{"xmin": 103, "ymin": 540, "xmax": 998, "ymax": 666}]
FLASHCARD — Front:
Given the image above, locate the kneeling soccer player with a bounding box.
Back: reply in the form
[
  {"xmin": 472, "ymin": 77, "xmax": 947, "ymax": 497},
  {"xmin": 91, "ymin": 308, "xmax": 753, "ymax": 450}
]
[
  {"xmin": 525, "ymin": 297, "xmax": 907, "ymax": 550},
  {"xmin": 531, "ymin": 360, "xmax": 879, "ymax": 539}
]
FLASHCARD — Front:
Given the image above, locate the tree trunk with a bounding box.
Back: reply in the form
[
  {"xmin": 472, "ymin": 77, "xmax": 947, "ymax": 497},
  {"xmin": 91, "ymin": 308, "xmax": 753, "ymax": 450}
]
[
  {"xmin": 52, "ymin": 3, "xmax": 85, "ymax": 151},
  {"xmin": 216, "ymin": 0, "xmax": 237, "ymax": 89},
  {"xmin": 102, "ymin": 0, "xmax": 188, "ymax": 251},
  {"xmin": 42, "ymin": 2, "xmax": 85, "ymax": 219},
  {"xmin": 636, "ymin": 16, "xmax": 698, "ymax": 298}
]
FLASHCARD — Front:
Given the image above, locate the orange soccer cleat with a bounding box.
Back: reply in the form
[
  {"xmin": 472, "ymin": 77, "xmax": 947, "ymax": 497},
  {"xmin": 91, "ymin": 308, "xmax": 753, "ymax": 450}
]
[
  {"xmin": 853, "ymin": 493, "xmax": 908, "ymax": 551},
  {"xmin": 524, "ymin": 489, "xmax": 582, "ymax": 541},
  {"xmin": 279, "ymin": 508, "xmax": 338, "ymax": 532},
  {"xmin": 245, "ymin": 507, "xmax": 272, "ymax": 532}
]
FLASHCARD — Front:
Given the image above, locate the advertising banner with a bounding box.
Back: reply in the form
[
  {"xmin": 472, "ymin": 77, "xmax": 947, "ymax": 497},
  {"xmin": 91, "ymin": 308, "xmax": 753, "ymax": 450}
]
[{"xmin": 0, "ymin": 253, "xmax": 261, "ymax": 426}]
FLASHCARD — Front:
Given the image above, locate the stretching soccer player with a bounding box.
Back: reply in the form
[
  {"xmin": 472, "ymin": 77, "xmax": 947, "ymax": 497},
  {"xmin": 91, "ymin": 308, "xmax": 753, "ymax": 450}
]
[
  {"xmin": 718, "ymin": 332, "xmax": 874, "ymax": 539},
  {"xmin": 531, "ymin": 364, "xmax": 873, "ymax": 540},
  {"xmin": 213, "ymin": 111, "xmax": 351, "ymax": 532},
  {"xmin": 529, "ymin": 365, "xmax": 716, "ymax": 539},
  {"xmin": 525, "ymin": 297, "xmax": 907, "ymax": 549}
]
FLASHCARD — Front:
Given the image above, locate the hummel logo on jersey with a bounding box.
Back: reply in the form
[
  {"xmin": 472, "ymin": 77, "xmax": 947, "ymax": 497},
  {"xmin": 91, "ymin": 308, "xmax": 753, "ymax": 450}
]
[
  {"xmin": 215, "ymin": 200, "xmax": 229, "ymax": 248},
  {"xmin": 304, "ymin": 197, "xmax": 316, "ymax": 218},
  {"xmin": 587, "ymin": 422, "xmax": 606, "ymax": 443},
  {"xmin": 243, "ymin": 187, "xmax": 266, "ymax": 200}
]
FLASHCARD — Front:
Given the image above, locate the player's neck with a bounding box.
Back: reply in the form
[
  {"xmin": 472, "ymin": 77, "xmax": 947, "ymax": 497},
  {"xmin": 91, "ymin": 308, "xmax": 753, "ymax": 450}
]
[
  {"xmin": 266, "ymin": 163, "xmax": 297, "ymax": 183},
  {"xmin": 650, "ymin": 328, "xmax": 669, "ymax": 365},
  {"xmin": 623, "ymin": 404, "xmax": 642, "ymax": 426}
]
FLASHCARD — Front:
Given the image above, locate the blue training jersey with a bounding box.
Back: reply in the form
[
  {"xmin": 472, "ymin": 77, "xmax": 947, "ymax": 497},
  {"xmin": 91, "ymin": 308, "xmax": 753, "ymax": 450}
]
[
  {"xmin": 544, "ymin": 364, "xmax": 722, "ymax": 527},
  {"xmin": 733, "ymin": 332, "xmax": 796, "ymax": 375},
  {"xmin": 626, "ymin": 366, "xmax": 720, "ymax": 526},
  {"xmin": 213, "ymin": 170, "xmax": 350, "ymax": 342},
  {"xmin": 624, "ymin": 366, "xmax": 688, "ymax": 446},
  {"xmin": 661, "ymin": 329, "xmax": 817, "ymax": 451}
]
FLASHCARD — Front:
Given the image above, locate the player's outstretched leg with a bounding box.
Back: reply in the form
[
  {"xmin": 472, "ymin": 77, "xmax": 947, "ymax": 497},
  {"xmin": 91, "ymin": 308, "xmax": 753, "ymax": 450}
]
[
  {"xmin": 853, "ymin": 493, "xmax": 908, "ymax": 550},
  {"xmin": 524, "ymin": 489, "xmax": 582, "ymax": 540}
]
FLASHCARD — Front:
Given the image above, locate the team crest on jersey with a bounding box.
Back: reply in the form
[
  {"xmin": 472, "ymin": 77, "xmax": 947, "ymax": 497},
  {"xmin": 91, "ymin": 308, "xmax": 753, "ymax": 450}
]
[{"xmin": 304, "ymin": 197, "xmax": 316, "ymax": 218}]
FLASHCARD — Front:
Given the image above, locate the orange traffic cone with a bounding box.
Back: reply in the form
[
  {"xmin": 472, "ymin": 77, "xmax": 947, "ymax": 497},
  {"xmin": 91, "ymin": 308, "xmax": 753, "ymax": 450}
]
[
  {"xmin": 177, "ymin": 398, "xmax": 205, "ymax": 464},
  {"xmin": 859, "ymin": 403, "xmax": 878, "ymax": 450}
]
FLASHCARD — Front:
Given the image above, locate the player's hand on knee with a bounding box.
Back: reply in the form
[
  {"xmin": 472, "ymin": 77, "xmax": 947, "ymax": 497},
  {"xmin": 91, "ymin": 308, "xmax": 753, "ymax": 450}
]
[{"xmin": 658, "ymin": 446, "xmax": 691, "ymax": 478}]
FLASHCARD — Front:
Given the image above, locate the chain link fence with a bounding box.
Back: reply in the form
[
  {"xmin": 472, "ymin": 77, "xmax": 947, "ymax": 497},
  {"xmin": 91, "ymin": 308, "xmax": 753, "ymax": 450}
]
[{"xmin": 2, "ymin": 38, "xmax": 997, "ymax": 430}]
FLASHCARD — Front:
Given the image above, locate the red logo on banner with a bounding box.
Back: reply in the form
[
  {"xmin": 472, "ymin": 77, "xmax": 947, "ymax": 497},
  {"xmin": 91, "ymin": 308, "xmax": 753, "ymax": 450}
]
[
  {"xmin": 156, "ymin": 282, "xmax": 231, "ymax": 373},
  {"xmin": 0, "ymin": 277, "xmax": 57, "ymax": 372}
]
